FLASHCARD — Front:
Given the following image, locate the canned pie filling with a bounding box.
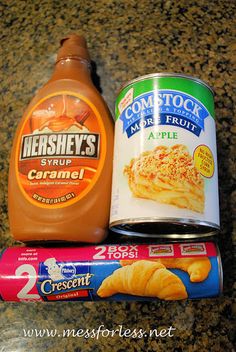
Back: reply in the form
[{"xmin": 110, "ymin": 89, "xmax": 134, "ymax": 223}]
[{"xmin": 110, "ymin": 73, "xmax": 220, "ymax": 238}]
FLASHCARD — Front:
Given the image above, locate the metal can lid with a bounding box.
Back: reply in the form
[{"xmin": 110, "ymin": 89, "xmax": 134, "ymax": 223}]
[
  {"xmin": 110, "ymin": 217, "xmax": 220, "ymax": 238},
  {"xmin": 118, "ymin": 72, "xmax": 214, "ymax": 96}
]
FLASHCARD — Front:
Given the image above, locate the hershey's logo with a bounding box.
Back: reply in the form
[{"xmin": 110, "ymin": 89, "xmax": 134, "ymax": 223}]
[{"xmin": 20, "ymin": 133, "xmax": 100, "ymax": 160}]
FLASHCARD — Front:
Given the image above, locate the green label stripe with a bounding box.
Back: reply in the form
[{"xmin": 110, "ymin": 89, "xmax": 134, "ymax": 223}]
[{"xmin": 115, "ymin": 76, "xmax": 215, "ymax": 120}]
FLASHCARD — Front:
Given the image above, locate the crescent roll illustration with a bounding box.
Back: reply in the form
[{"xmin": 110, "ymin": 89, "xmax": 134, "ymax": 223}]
[
  {"xmin": 97, "ymin": 260, "xmax": 188, "ymax": 300},
  {"xmin": 120, "ymin": 257, "xmax": 211, "ymax": 283}
]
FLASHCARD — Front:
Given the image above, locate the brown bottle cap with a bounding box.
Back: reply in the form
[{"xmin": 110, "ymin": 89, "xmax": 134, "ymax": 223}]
[{"xmin": 56, "ymin": 34, "xmax": 90, "ymax": 63}]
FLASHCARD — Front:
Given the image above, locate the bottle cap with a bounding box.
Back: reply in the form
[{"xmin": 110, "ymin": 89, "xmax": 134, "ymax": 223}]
[{"xmin": 56, "ymin": 34, "xmax": 90, "ymax": 63}]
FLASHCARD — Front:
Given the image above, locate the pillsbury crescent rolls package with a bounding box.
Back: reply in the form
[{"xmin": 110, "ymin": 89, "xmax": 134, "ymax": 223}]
[{"xmin": 0, "ymin": 242, "xmax": 222, "ymax": 302}]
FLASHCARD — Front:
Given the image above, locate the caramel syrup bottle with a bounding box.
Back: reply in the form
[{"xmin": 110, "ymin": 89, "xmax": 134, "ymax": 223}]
[{"xmin": 8, "ymin": 34, "xmax": 114, "ymax": 243}]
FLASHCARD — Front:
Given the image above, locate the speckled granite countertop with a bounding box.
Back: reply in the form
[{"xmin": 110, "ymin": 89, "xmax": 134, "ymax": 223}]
[{"xmin": 0, "ymin": 0, "xmax": 235, "ymax": 351}]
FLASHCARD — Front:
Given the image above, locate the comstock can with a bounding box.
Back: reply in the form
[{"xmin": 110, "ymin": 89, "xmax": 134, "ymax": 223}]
[
  {"xmin": 110, "ymin": 73, "xmax": 220, "ymax": 238},
  {"xmin": 0, "ymin": 242, "xmax": 222, "ymax": 301}
]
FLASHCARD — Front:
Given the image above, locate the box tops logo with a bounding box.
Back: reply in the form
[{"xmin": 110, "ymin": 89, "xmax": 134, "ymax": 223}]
[
  {"xmin": 149, "ymin": 245, "xmax": 174, "ymax": 257},
  {"xmin": 119, "ymin": 90, "xmax": 210, "ymax": 138},
  {"xmin": 180, "ymin": 243, "xmax": 207, "ymax": 255}
]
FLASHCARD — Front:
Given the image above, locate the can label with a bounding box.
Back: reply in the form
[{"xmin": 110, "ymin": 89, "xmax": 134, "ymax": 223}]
[
  {"xmin": 16, "ymin": 91, "xmax": 106, "ymax": 208},
  {"xmin": 110, "ymin": 76, "xmax": 219, "ymax": 227},
  {"xmin": 0, "ymin": 243, "xmax": 221, "ymax": 301}
]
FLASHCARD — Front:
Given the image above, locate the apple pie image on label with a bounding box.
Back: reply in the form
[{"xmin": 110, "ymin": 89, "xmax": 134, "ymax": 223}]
[{"xmin": 124, "ymin": 144, "xmax": 204, "ymax": 213}]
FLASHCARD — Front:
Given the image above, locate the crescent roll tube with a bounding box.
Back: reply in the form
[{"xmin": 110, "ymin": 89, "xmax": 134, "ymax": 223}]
[{"xmin": 0, "ymin": 242, "xmax": 222, "ymax": 302}]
